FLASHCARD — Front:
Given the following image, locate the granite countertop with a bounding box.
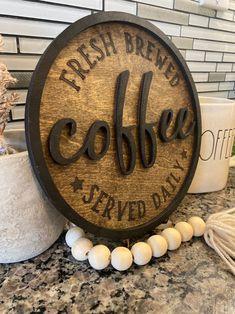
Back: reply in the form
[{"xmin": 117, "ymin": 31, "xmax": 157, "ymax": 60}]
[{"xmin": 0, "ymin": 169, "xmax": 234, "ymax": 314}]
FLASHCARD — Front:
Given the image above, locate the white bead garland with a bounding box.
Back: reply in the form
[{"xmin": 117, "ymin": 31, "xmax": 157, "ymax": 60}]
[
  {"xmin": 131, "ymin": 242, "xmax": 152, "ymax": 266},
  {"xmin": 71, "ymin": 238, "xmax": 93, "ymax": 261},
  {"xmin": 175, "ymin": 222, "xmax": 194, "ymax": 242},
  {"xmin": 161, "ymin": 228, "xmax": 182, "ymax": 250},
  {"xmin": 188, "ymin": 216, "xmax": 206, "ymax": 237},
  {"xmin": 65, "ymin": 226, "xmax": 85, "ymax": 247},
  {"xmin": 111, "ymin": 247, "xmax": 133, "ymax": 271},
  {"xmin": 65, "ymin": 216, "xmax": 207, "ymax": 271},
  {"xmin": 147, "ymin": 235, "xmax": 168, "ymax": 257},
  {"xmin": 88, "ymin": 244, "xmax": 111, "ymax": 270}
]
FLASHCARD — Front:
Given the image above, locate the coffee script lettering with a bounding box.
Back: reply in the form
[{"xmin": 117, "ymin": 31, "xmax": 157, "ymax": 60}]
[{"xmin": 49, "ymin": 70, "xmax": 195, "ymax": 175}]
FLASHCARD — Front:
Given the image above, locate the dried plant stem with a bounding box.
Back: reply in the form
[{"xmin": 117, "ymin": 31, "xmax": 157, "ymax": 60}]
[{"xmin": 0, "ymin": 35, "xmax": 19, "ymax": 155}]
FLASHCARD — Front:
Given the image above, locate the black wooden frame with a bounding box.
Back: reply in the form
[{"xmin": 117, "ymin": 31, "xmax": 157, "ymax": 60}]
[{"xmin": 25, "ymin": 11, "xmax": 201, "ymax": 240}]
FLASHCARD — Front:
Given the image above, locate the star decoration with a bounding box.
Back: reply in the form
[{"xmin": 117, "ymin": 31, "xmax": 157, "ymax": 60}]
[
  {"xmin": 70, "ymin": 176, "xmax": 84, "ymax": 192},
  {"xmin": 181, "ymin": 148, "xmax": 187, "ymax": 160}
]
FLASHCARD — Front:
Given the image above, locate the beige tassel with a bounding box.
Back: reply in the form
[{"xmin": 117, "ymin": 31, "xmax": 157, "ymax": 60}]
[{"xmin": 204, "ymin": 208, "xmax": 235, "ymax": 275}]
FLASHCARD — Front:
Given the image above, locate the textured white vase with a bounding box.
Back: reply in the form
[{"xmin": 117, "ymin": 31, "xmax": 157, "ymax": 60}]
[{"xmin": 0, "ymin": 129, "xmax": 65, "ymax": 263}]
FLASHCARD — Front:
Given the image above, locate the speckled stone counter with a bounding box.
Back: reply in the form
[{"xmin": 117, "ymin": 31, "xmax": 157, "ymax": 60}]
[{"xmin": 0, "ymin": 169, "xmax": 234, "ymax": 314}]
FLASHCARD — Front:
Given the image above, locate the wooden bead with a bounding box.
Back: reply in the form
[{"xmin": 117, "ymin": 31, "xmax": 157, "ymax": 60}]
[
  {"xmin": 175, "ymin": 222, "xmax": 194, "ymax": 242},
  {"xmin": 111, "ymin": 247, "xmax": 133, "ymax": 271},
  {"xmin": 188, "ymin": 216, "xmax": 206, "ymax": 237},
  {"xmin": 88, "ymin": 244, "xmax": 111, "ymax": 270},
  {"xmin": 147, "ymin": 235, "xmax": 168, "ymax": 257},
  {"xmin": 65, "ymin": 227, "xmax": 85, "ymax": 247},
  {"xmin": 71, "ymin": 238, "xmax": 93, "ymax": 261},
  {"xmin": 161, "ymin": 228, "xmax": 181, "ymax": 250},
  {"xmin": 131, "ymin": 242, "xmax": 152, "ymax": 266}
]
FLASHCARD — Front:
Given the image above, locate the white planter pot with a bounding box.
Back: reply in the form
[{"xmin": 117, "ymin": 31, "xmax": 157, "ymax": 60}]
[{"xmin": 0, "ymin": 129, "xmax": 65, "ymax": 263}]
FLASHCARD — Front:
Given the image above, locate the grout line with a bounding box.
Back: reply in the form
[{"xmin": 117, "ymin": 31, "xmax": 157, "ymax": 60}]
[
  {"xmin": 9, "ymin": 110, "xmax": 13, "ymax": 122},
  {"xmin": 16, "ymin": 37, "xmax": 20, "ymax": 54},
  {"xmin": 0, "ymin": 52, "xmax": 43, "ymax": 56},
  {"xmin": 1, "ymin": 34, "xmax": 55, "ymax": 40}
]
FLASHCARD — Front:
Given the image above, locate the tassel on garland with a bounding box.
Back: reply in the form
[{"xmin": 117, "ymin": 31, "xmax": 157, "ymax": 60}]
[{"xmin": 204, "ymin": 208, "xmax": 235, "ymax": 275}]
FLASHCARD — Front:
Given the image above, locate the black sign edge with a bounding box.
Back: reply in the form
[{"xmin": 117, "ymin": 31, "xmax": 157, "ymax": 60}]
[{"xmin": 25, "ymin": 11, "xmax": 201, "ymax": 240}]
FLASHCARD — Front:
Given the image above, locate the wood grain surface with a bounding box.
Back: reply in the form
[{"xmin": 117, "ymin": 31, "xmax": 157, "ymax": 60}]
[{"xmin": 38, "ymin": 21, "xmax": 197, "ymax": 232}]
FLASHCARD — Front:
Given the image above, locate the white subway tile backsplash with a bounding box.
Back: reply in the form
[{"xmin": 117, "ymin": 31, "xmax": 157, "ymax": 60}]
[
  {"xmin": 6, "ymin": 121, "xmax": 24, "ymax": 130},
  {"xmin": 17, "ymin": 90, "xmax": 27, "ymax": 104},
  {"xmin": 217, "ymin": 63, "xmax": 233, "ymax": 72},
  {"xmin": 185, "ymin": 50, "xmax": 205, "ymax": 61},
  {"xmin": 187, "ymin": 61, "xmax": 216, "ymax": 72},
  {"xmin": 0, "ymin": 17, "xmax": 68, "ymax": 38},
  {"xmin": 194, "ymin": 39, "xmax": 235, "ymax": 53},
  {"xmin": 138, "ymin": 4, "xmax": 188, "ymax": 25},
  {"xmin": 179, "ymin": 50, "xmax": 186, "ymax": 58},
  {"xmin": 40, "ymin": 0, "xmax": 102, "ymax": 10},
  {"xmin": 0, "ymin": 0, "xmax": 91, "ymax": 23},
  {"xmin": 6, "ymin": 90, "xmax": 28, "ymax": 104},
  {"xmin": 104, "ymin": 0, "xmax": 136, "ymax": 14},
  {"xmin": 228, "ymin": 91, "xmax": 235, "ymax": 98},
  {"xmin": 189, "ymin": 14, "xmax": 208, "ymax": 27},
  {"xmin": 229, "ymin": 0, "xmax": 235, "ymax": 11},
  {"xmin": 192, "ymin": 72, "xmax": 209, "ymax": 82},
  {"xmin": 205, "ymin": 52, "xmax": 223, "ymax": 62},
  {"xmin": 209, "ymin": 72, "xmax": 226, "ymax": 82},
  {"xmin": 19, "ymin": 38, "xmax": 52, "ymax": 54},
  {"xmin": 171, "ymin": 37, "xmax": 193, "ymax": 49},
  {"xmin": 11, "ymin": 106, "xmax": 25, "ymax": 120},
  {"xmin": 223, "ymin": 53, "xmax": 235, "ymax": 62},
  {"xmin": 174, "ymin": 0, "xmax": 216, "ymax": 17},
  {"xmin": 216, "ymin": 10, "xmax": 234, "ymax": 21},
  {"xmin": 1, "ymin": 0, "xmax": 235, "ymax": 123},
  {"xmin": 1, "ymin": 36, "xmax": 17, "ymax": 53},
  {"xmin": 135, "ymin": 0, "xmax": 174, "ymax": 9},
  {"xmin": 196, "ymin": 82, "xmax": 219, "ymax": 92},
  {"xmin": 225, "ymin": 73, "xmax": 235, "ymax": 81},
  {"xmin": 219, "ymin": 82, "xmax": 234, "ymax": 90},
  {"xmin": 200, "ymin": 91, "xmax": 229, "ymax": 98},
  {"xmin": 0, "ymin": 55, "xmax": 40, "ymax": 70},
  {"xmin": 182, "ymin": 25, "xmax": 235, "ymax": 43},
  {"xmin": 150, "ymin": 21, "xmax": 181, "ymax": 36},
  {"xmin": 209, "ymin": 18, "xmax": 235, "ymax": 33}
]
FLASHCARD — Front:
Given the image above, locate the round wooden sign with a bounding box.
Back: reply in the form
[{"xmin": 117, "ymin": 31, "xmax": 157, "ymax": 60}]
[{"xmin": 26, "ymin": 12, "xmax": 201, "ymax": 239}]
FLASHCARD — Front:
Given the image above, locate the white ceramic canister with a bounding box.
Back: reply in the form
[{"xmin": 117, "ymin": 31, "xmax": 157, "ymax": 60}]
[
  {"xmin": 188, "ymin": 97, "xmax": 235, "ymax": 193},
  {"xmin": 0, "ymin": 129, "xmax": 65, "ymax": 263}
]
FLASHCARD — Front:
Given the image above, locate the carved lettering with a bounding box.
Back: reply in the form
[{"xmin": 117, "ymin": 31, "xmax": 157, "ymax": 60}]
[{"xmin": 50, "ymin": 71, "xmax": 195, "ymax": 174}]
